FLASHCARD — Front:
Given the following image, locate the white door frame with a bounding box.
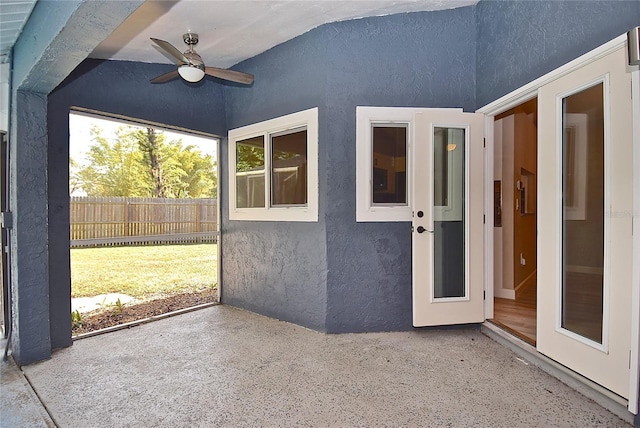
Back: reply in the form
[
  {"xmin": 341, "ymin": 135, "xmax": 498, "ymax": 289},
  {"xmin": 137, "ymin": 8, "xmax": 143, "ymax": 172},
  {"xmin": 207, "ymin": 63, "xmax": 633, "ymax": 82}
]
[{"xmin": 477, "ymin": 33, "xmax": 640, "ymax": 413}]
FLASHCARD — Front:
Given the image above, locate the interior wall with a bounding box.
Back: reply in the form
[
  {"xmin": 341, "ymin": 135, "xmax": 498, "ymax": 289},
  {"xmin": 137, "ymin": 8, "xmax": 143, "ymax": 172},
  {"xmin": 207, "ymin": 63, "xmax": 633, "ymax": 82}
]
[
  {"xmin": 512, "ymin": 112, "xmax": 537, "ymax": 291},
  {"xmin": 322, "ymin": 8, "xmax": 477, "ymax": 332},
  {"xmin": 495, "ymin": 116, "xmax": 514, "ymax": 296},
  {"xmin": 475, "ymin": 0, "xmax": 640, "ymax": 109}
]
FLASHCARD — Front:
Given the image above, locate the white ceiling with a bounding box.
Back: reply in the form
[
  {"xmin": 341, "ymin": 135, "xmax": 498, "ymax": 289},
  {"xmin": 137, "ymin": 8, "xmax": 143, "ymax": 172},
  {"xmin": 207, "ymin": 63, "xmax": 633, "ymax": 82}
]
[{"xmin": 91, "ymin": 0, "xmax": 478, "ymax": 69}]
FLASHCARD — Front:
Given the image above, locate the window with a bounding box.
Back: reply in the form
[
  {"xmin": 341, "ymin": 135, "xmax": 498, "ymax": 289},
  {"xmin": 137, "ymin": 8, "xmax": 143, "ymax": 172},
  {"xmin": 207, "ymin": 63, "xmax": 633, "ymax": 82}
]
[
  {"xmin": 229, "ymin": 108, "xmax": 318, "ymax": 221},
  {"xmin": 356, "ymin": 107, "xmax": 413, "ymax": 222}
]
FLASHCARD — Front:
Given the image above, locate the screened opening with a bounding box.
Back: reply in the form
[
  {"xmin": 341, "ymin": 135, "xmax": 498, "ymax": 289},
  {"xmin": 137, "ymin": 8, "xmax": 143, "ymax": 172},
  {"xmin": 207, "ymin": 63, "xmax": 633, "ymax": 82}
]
[{"xmin": 69, "ymin": 111, "xmax": 219, "ymax": 336}]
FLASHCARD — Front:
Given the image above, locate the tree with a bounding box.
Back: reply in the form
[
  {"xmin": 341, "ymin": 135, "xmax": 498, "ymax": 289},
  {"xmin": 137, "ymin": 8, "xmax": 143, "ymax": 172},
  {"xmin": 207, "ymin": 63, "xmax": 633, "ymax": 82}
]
[
  {"xmin": 236, "ymin": 142, "xmax": 265, "ymax": 173},
  {"xmin": 136, "ymin": 128, "xmax": 168, "ymax": 198},
  {"xmin": 174, "ymin": 144, "xmax": 217, "ymax": 198},
  {"xmin": 69, "ymin": 156, "xmax": 83, "ymax": 195},
  {"xmin": 76, "ymin": 126, "xmax": 148, "ymax": 197},
  {"xmin": 75, "ymin": 125, "xmax": 217, "ymax": 198}
]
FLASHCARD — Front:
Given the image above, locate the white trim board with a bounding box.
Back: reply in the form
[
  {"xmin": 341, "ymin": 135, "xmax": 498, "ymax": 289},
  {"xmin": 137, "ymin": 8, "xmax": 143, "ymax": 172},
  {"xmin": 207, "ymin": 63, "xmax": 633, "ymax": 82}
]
[
  {"xmin": 477, "ymin": 34, "xmax": 627, "ymax": 116},
  {"xmin": 629, "ymin": 65, "xmax": 640, "ymax": 414},
  {"xmin": 494, "ymin": 288, "xmax": 515, "ymax": 300}
]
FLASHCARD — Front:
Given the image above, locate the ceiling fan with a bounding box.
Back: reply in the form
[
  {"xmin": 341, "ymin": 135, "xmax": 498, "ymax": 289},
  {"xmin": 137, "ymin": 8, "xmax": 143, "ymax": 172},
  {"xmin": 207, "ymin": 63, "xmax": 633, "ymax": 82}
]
[{"xmin": 150, "ymin": 33, "xmax": 254, "ymax": 85}]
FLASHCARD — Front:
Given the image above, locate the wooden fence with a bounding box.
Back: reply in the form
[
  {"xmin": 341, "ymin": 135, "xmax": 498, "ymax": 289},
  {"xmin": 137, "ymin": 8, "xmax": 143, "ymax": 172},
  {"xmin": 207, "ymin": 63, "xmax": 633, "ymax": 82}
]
[{"xmin": 70, "ymin": 197, "xmax": 218, "ymax": 248}]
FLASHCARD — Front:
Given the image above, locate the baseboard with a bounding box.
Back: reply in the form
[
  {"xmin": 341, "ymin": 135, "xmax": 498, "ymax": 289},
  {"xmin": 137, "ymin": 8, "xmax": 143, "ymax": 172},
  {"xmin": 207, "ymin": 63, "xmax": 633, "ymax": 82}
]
[
  {"xmin": 515, "ymin": 269, "xmax": 536, "ymax": 299},
  {"xmin": 565, "ymin": 265, "xmax": 604, "ymax": 275},
  {"xmin": 494, "ymin": 288, "xmax": 515, "ymax": 300}
]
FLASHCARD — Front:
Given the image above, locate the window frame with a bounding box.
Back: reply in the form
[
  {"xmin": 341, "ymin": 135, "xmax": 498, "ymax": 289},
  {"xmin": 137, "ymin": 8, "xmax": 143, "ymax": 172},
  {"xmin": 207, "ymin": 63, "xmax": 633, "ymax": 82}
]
[
  {"xmin": 228, "ymin": 107, "xmax": 318, "ymax": 222},
  {"xmin": 356, "ymin": 107, "xmax": 414, "ymax": 222}
]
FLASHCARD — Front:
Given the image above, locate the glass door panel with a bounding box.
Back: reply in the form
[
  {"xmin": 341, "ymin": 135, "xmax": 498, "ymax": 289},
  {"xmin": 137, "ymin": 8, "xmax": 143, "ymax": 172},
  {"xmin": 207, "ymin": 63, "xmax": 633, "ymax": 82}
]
[
  {"xmin": 433, "ymin": 127, "xmax": 465, "ymax": 299},
  {"xmin": 561, "ymin": 83, "xmax": 604, "ymax": 344}
]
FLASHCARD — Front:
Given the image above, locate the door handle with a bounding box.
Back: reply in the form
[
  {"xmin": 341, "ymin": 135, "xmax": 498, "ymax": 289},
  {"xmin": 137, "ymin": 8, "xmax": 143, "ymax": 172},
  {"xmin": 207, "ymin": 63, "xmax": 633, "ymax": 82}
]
[{"xmin": 416, "ymin": 226, "xmax": 433, "ymax": 234}]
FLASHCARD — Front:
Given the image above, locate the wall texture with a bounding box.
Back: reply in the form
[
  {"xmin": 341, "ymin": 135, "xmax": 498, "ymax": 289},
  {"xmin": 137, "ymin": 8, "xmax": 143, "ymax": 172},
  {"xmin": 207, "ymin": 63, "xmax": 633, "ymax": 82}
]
[
  {"xmin": 476, "ymin": 0, "xmax": 640, "ymax": 108},
  {"xmin": 221, "ymin": 28, "xmax": 330, "ymax": 331},
  {"xmin": 11, "ymin": 91, "xmax": 51, "ymax": 364},
  {"xmin": 221, "ymin": 8, "xmax": 477, "ymax": 333},
  {"xmin": 322, "ymin": 8, "xmax": 477, "ymax": 332}
]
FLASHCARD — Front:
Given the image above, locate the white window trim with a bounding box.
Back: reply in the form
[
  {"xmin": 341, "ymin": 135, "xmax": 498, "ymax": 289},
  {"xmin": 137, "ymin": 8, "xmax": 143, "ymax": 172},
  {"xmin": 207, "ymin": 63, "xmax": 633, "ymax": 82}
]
[
  {"xmin": 228, "ymin": 107, "xmax": 318, "ymax": 222},
  {"xmin": 356, "ymin": 106, "xmax": 462, "ymax": 222}
]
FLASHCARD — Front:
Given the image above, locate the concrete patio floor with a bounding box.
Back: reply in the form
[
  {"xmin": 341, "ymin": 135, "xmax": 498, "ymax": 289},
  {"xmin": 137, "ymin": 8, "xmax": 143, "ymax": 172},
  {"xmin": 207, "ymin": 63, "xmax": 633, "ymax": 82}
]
[{"xmin": 2, "ymin": 305, "xmax": 631, "ymax": 427}]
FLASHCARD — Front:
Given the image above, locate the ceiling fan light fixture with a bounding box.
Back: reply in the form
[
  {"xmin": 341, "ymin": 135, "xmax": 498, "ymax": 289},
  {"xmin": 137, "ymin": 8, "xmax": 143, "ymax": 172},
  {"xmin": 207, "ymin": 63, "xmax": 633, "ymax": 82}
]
[{"xmin": 178, "ymin": 65, "xmax": 205, "ymax": 82}]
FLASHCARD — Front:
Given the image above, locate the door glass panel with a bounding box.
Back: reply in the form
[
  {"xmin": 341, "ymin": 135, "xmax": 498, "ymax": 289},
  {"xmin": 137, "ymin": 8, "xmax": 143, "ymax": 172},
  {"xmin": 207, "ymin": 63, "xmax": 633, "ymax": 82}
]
[
  {"xmin": 433, "ymin": 127, "xmax": 465, "ymax": 299},
  {"xmin": 236, "ymin": 136, "xmax": 265, "ymax": 208},
  {"xmin": 561, "ymin": 83, "xmax": 604, "ymax": 343},
  {"xmin": 372, "ymin": 125, "xmax": 407, "ymax": 205}
]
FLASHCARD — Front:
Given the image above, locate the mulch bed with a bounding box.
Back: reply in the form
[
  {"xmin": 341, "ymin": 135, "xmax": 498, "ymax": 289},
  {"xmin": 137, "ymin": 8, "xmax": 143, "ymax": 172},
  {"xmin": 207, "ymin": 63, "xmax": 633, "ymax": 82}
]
[{"xmin": 72, "ymin": 289, "xmax": 218, "ymax": 335}]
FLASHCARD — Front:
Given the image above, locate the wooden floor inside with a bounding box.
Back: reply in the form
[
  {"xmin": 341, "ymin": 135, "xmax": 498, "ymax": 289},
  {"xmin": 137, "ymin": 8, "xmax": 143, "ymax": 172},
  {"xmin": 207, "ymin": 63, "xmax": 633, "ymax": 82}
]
[{"xmin": 493, "ymin": 281, "xmax": 537, "ymax": 346}]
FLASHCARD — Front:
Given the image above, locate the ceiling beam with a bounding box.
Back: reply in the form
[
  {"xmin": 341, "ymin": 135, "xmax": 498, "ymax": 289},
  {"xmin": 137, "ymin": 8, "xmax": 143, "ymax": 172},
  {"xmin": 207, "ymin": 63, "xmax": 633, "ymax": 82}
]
[{"xmin": 12, "ymin": 0, "xmax": 144, "ymax": 94}]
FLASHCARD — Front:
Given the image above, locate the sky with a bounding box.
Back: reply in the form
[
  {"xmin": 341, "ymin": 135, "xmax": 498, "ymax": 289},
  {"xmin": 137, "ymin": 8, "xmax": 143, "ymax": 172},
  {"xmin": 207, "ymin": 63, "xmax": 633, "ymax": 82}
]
[{"xmin": 69, "ymin": 113, "xmax": 218, "ymax": 165}]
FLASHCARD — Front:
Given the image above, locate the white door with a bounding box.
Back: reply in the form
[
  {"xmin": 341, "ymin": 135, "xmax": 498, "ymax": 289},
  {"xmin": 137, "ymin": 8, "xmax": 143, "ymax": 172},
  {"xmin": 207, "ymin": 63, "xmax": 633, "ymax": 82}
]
[
  {"xmin": 412, "ymin": 110, "xmax": 485, "ymax": 326},
  {"xmin": 537, "ymin": 45, "xmax": 633, "ymax": 399}
]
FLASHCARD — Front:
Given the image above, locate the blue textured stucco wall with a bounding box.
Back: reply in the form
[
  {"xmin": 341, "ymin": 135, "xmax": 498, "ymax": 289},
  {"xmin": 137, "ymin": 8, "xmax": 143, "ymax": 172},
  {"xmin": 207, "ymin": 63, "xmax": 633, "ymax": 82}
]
[
  {"xmin": 221, "ymin": 8, "xmax": 476, "ymax": 333},
  {"xmin": 11, "ymin": 91, "xmax": 51, "ymax": 364},
  {"xmin": 323, "ymin": 9, "xmax": 477, "ymax": 332},
  {"xmin": 221, "ymin": 29, "xmax": 330, "ymax": 331},
  {"xmin": 53, "ymin": 60, "xmax": 227, "ymax": 135},
  {"xmin": 476, "ymin": 0, "xmax": 640, "ymax": 108},
  {"xmin": 10, "ymin": 1, "xmax": 143, "ymax": 365}
]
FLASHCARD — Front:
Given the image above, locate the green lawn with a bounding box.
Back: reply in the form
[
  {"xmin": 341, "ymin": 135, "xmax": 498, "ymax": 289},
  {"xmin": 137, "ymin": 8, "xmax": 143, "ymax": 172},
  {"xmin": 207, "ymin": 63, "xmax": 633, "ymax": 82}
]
[{"xmin": 71, "ymin": 244, "xmax": 217, "ymax": 299}]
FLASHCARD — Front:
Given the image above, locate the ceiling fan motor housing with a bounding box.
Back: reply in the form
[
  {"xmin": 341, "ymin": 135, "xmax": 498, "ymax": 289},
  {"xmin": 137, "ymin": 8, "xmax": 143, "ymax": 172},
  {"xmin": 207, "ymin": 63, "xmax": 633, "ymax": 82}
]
[{"xmin": 183, "ymin": 33, "xmax": 199, "ymax": 47}]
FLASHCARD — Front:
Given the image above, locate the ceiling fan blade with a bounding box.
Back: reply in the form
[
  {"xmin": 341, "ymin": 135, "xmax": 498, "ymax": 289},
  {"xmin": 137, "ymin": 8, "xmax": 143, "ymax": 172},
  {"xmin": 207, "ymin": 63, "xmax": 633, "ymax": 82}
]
[
  {"xmin": 150, "ymin": 70, "xmax": 179, "ymax": 84},
  {"xmin": 205, "ymin": 67, "xmax": 254, "ymax": 85},
  {"xmin": 150, "ymin": 37, "xmax": 189, "ymax": 65}
]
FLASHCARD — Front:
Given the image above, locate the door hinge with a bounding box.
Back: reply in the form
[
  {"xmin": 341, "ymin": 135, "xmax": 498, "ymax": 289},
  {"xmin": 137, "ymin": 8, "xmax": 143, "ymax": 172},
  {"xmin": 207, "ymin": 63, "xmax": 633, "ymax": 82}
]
[
  {"xmin": 483, "ymin": 290, "xmax": 486, "ymax": 300},
  {"xmin": 483, "ymin": 214, "xmax": 486, "ymax": 224},
  {"xmin": 483, "ymin": 138, "xmax": 486, "ymax": 148},
  {"xmin": 0, "ymin": 211, "xmax": 13, "ymax": 229}
]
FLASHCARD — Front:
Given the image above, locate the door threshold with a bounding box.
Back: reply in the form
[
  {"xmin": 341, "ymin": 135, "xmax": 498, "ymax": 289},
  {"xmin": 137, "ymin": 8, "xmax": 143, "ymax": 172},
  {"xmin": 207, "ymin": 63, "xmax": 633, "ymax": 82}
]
[
  {"xmin": 487, "ymin": 319, "xmax": 536, "ymax": 346},
  {"xmin": 481, "ymin": 322, "xmax": 633, "ymax": 425}
]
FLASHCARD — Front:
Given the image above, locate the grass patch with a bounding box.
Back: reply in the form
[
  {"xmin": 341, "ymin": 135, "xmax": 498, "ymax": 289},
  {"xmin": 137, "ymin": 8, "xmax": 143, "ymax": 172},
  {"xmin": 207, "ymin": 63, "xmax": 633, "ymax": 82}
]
[{"xmin": 71, "ymin": 244, "xmax": 217, "ymax": 299}]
